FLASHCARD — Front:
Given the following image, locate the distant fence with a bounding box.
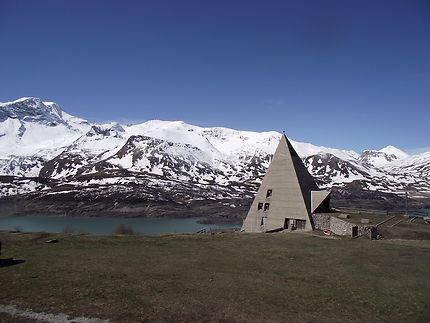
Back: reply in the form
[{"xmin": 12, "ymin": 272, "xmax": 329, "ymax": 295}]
[
  {"xmin": 412, "ymin": 211, "xmax": 429, "ymax": 217},
  {"xmin": 333, "ymin": 207, "xmax": 429, "ymax": 217}
]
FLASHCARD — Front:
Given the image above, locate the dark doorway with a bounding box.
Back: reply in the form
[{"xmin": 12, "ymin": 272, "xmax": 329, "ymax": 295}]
[
  {"xmin": 352, "ymin": 226, "xmax": 358, "ymax": 237},
  {"xmin": 284, "ymin": 218, "xmax": 289, "ymax": 229},
  {"xmin": 369, "ymin": 227, "xmax": 378, "ymax": 240}
]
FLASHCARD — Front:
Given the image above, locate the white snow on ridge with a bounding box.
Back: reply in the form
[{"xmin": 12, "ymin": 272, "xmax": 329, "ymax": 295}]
[
  {"xmin": 0, "ymin": 121, "xmax": 83, "ymax": 158},
  {"xmin": 0, "ymin": 97, "xmax": 37, "ymax": 106},
  {"xmin": 291, "ymin": 140, "xmax": 359, "ymax": 161},
  {"xmin": 123, "ymin": 120, "xmax": 358, "ymax": 162},
  {"xmin": 125, "ymin": 120, "xmax": 223, "ymax": 157},
  {"xmin": 385, "ymin": 151, "xmax": 430, "ymax": 169},
  {"xmin": 21, "ymin": 122, "xmax": 81, "ymax": 154},
  {"xmin": 67, "ymin": 124, "xmax": 125, "ymax": 154},
  {"xmin": 379, "ymin": 145, "xmax": 409, "ymax": 159},
  {"xmin": 0, "ymin": 97, "xmax": 429, "ymax": 197},
  {"xmin": 1, "ymin": 97, "xmax": 424, "ymax": 166},
  {"xmin": 0, "ymin": 118, "xmax": 21, "ymax": 152}
]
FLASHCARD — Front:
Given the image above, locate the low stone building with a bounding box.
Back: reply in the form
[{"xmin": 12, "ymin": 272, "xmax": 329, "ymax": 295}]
[{"xmin": 312, "ymin": 213, "xmax": 377, "ymax": 239}]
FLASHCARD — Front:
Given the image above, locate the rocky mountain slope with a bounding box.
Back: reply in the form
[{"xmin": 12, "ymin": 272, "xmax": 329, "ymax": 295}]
[{"xmin": 0, "ymin": 97, "xmax": 428, "ymax": 220}]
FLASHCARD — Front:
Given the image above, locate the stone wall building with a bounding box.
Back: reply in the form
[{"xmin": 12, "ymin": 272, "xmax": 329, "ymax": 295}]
[
  {"xmin": 242, "ymin": 134, "xmax": 331, "ymax": 232},
  {"xmin": 312, "ymin": 213, "xmax": 377, "ymax": 239}
]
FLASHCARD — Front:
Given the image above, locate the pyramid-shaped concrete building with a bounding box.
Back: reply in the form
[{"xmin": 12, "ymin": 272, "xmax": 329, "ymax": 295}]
[{"xmin": 242, "ymin": 134, "xmax": 330, "ymax": 232}]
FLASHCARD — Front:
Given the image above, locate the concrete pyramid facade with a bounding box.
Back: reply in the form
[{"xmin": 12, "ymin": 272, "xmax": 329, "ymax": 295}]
[{"xmin": 242, "ymin": 135, "xmax": 330, "ymax": 232}]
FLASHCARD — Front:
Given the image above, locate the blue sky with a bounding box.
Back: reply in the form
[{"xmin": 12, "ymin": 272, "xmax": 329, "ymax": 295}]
[{"xmin": 0, "ymin": 0, "xmax": 429, "ymax": 153}]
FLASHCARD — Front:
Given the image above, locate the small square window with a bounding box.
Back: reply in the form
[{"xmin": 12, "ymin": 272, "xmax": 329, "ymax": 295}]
[
  {"xmin": 257, "ymin": 202, "xmax": 263, "ymax": 210},
  {"xmin": 266, "ymin": 189, "xmax": 272, "ymax": 198},
  {"xmin": 264, "ymin": 203, "xmax": 270, "ymax": 211}
]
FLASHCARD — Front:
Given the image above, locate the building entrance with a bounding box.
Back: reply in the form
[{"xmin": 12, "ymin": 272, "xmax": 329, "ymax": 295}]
[{"xmin": 284, "ymin": 218, "xmax": 306, "ymax": 230}]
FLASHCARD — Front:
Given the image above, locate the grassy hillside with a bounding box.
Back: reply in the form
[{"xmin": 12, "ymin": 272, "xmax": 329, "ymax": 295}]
[{"xmin": 1, "ymin": 232, "xmax": 429, "ymax": 322}]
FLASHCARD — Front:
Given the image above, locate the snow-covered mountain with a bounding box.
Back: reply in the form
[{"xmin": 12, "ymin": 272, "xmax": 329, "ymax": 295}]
[
  {"xmin": 0, "ymin": 97, "xmax": 90, "ymax": 157},
  {"xmin": 0, "ymin": 97, "xmax": 91, "ymax": 177},
  {"xmin": 359, "ymin": 146, "xmax": 409, "ymax": 168},
  {"xmin": 0, "ymin": 97, "xmax": 429, "ymax": 217}
]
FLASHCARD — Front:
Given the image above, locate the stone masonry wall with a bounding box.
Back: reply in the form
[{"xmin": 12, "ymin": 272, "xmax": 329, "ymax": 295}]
[
  {"xmin": 312, "ymin": 214, "xmax": 373, "ymax": 238},
  {"xmin": 329, "ymin": 216, "xmax": 356, "ymax": 236},
  {"xmin": 312, "ymin": 213, "xmax": 331, "ymax": 230}
]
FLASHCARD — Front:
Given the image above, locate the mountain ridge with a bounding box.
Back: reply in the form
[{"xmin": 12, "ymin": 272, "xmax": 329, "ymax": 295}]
[{"xmin": 0, "ymin": 97, "xmax": 428, "ymax": 219}]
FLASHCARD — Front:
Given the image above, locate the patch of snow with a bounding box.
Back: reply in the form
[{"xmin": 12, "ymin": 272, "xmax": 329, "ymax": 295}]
[{"xmin": 108, "ymin": 154, "xmax": 133, "ymax": 169}]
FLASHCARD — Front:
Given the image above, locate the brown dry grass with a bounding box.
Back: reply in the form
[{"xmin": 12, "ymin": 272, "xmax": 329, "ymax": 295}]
[{"xmin": 0, "ymin": 231, "xmax": 429, "ymax": 322}]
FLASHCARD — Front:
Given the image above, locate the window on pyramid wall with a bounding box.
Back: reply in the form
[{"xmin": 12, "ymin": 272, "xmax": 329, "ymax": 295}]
[
  {"xmin": 264, "ymin": 203, "xmax": 270, "ymax": 211},
  {"xmin": 257, "ymin": 203, "xmax": 263, "ymax": 210},
  {"xmin": 261, "ymin": 216, "xmax": 267, "ymax": 226},
  {"xmin": 266, "ymin": 189, "xmax": 272, "ymax": 198},
  {"xmin": 296, "ymin": 219, "xmax": 306, "ymax": 230}
]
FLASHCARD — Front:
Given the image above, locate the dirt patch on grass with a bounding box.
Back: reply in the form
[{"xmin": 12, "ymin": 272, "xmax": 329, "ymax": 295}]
[
  {"xmin": 0, "ymin": 304, "xmax": 110, "ymax": 323},
  {"xmin": 0, "ymin": 231, "xmax": 52, "ymax": 242}
]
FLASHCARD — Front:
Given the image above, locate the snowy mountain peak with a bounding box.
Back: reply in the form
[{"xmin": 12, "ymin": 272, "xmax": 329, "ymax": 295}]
[
  {"xmin": 359, "ymin": 150, "xmax": 395, "ymax": 167},
  {"xmin": 88, "ymin": 123, "xmax": 125, "ymax": 137},
  {"xmin": 358, "ymin": 145, "xmax": 409, "ymax": 168},
  {"xmin": 0, "ymin": 97, "xmax": 42, "ymax": 106},
  {"xmin": 0, "ymin": 97, "xmax": 91, "ymax": 159},
  {"xmin": 0, "ymin": 97, "xmax": 64, "ymax": 126},
  {"xmin": 0, "ymin": 97, "xmax": 90, "ymax": 130},
  {"xmin": 42, "ymin": 101, "xmax": 63, "ymax": 117},
  {"xmin": 379, "ymin": 145, "xmax": 409, "ymax": 159}
]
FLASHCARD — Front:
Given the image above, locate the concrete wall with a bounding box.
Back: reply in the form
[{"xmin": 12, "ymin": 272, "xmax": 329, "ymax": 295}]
[
  {"xmin": 242, "ymin": 135, "xmax": 331, "ymax": 233},
  {"xmin": 311, "ymin": 191, "xmax": 330, "ymax": 213},
  {"xmin": 242, "ymin": 135, "xmax": 314, "ymax": 232}
]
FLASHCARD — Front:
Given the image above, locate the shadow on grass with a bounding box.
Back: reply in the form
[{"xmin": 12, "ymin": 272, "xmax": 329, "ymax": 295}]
[
  {"xmin": 0, "ymin": 258, "xmax": 25, "ymax": 267},
  {"xmin": 113, "ymin": 223, "xmax": 135, "ymax": 235}
]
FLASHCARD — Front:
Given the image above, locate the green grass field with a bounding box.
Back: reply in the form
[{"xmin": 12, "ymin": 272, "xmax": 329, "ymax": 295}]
[{"xmin": 1, "ymin": 231, "xmax": 429, "ymax": 322}]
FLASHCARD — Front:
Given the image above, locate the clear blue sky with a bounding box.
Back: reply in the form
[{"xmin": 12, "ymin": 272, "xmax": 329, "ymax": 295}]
[{"xmin": 1, "ymin": 0, "xmax": 429, "ymax": 153}]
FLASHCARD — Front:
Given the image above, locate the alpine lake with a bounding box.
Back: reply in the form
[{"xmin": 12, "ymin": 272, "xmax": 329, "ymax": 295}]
[
  {"xmin": 0, "ymin": 208, "xmax": 427, "ymax": 236},
  {"xmin": 0, "ymin": 214, "xmax": 240, "ymax": 235}
]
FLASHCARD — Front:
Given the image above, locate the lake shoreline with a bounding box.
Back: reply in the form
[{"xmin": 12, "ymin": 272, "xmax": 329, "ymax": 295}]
[
  {"xmin": 0, "ymin": 196, "xmax": 248, "ymax": 224},
  {"xmin": 0, "ymin": 214, "xmax": 241, "ymax": 236}
]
